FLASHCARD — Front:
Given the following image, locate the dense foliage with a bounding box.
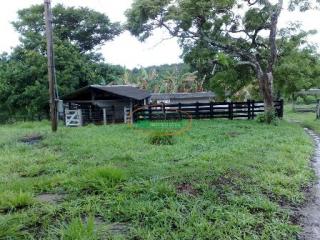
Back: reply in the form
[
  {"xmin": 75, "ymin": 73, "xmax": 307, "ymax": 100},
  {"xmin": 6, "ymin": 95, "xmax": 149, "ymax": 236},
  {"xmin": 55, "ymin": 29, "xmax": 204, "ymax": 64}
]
[
  {"xmin": 125, "ymin": 0, "xmax": 320, "ymax": 122},
  {"xmin": 117, "ymin": 63, "xmax": 205, "ymax": 93},
  {"xmin": 0, "ymin": 2, "xmax": 320, "ymax": 121},
  {"xmin": 0, "ymin": 4, "xmax": 123, "ymax": 121}
]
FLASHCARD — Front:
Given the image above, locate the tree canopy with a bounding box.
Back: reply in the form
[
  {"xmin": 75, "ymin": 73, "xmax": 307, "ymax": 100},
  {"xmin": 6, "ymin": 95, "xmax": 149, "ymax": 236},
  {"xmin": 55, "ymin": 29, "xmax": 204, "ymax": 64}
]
[
  {"xmin": 0, "ymin": 4, "xmax": 123, "ymax": 121},
  {"xmin": 126, "ymin": 0, "xmax": 320, "ymax": 121},
  {"xmin": 13, "ymin": 4, "xmax": 122, "ymax": 52}
]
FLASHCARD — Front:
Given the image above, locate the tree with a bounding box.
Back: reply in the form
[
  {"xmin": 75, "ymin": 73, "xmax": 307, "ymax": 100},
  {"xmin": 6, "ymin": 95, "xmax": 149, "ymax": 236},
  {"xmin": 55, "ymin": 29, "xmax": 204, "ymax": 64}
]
[
  {"xmin": 117, "ymin": 63, "xmax": 201, "ymax": 93},
  {"xmin": 274, "ymin": 25, "xmax": 320, "ymax": 98},
  {"xmin": 0, "ymin": 4, "xmax": 123, "ymax": 120},
  {"xmin": 126, "ymin": 0, "xmax": 319, "ymax": 122},
  {"xmin": 13, "ymin": 4, "xmax": 122, "ymax": 53}
]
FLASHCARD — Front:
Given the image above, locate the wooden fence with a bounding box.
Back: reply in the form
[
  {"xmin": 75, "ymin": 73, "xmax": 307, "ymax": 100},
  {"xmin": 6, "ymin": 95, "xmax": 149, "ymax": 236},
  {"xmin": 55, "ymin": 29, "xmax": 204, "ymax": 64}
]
[{"xmin": 133, "ymin": 100, "xmax": 284, "ymax": 121}]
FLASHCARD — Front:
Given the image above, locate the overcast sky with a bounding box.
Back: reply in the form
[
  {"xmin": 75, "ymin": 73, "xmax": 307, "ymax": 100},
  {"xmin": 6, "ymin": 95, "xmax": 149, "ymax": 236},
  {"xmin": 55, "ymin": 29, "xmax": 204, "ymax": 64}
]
[{"xmin": 0, "ymin": 0, "xmax": 319, "ymax": 69}]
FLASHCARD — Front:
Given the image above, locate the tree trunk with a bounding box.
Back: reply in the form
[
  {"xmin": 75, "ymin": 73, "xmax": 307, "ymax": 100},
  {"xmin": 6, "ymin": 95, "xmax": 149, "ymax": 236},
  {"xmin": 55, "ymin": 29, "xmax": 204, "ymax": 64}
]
[{"xmin": 258, "ymin": 70, "xmax": 274, "ymax": 123}]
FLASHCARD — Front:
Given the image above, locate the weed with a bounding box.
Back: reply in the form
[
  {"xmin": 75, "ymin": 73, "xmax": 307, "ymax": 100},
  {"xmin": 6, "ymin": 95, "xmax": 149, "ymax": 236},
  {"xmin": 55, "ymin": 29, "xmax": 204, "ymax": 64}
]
[
  {"xmin": 0, "ymin": 215, "xmax": 30, "ymax": 239},
  {"xmin": 0, "ymin": 191, "xmax": 34, "ymax": 212},
  {"xmin": 77, "ymin": 166, "xmax": 127, "ymax": 192},
  {"xmin": 148, "ymin": 132, "xmax": 175, "ymax": 145},
  {"xmin": 57, "ymin": 216, "xmax": 98, "ymax": 240}
]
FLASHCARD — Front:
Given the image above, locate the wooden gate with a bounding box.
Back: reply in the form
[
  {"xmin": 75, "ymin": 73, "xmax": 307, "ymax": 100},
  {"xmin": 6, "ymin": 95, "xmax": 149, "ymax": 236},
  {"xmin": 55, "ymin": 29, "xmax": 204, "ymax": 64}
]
[{"xmin": 65, "ymin": 109, "xmax": 83, "ymax": 127}]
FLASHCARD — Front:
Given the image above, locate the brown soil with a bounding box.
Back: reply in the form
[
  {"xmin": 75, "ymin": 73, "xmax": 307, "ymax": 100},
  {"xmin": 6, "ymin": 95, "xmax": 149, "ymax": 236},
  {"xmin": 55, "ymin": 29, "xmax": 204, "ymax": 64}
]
[
  {"xmin": 176, "ymin": 183, "xmax": 198, "ymax": 196},
  {"xmin": 20, "ymin": 134, "xmax": 43, "ymax": 145},
  {"xmin": 36, "ymin": 193, "xmax": 66, "ymax": 204},
  {"xmin": 226, "ymin": 131, "xmax": 241, "ymax": 137}
]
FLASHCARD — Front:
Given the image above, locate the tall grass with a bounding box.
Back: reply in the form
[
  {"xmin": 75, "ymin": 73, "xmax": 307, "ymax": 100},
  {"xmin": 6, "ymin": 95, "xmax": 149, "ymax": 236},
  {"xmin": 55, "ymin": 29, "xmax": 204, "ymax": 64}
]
[{"xmin": 0, "ymin": 119, "xmax": 314, "ymax": 239}]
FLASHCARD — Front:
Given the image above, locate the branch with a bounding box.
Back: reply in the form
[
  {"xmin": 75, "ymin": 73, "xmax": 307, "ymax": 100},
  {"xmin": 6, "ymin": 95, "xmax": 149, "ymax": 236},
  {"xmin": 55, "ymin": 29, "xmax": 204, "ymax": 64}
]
[
  {"xmin": 149, "ymin": 36, "xmax": 175, "ymax": 49},
  {"xmin": 237, "ymin": 61, "xmax": 257, "ymax": 69},
  {"xmin": 156, "ymin": 14, "xmax": 261, "ymax": 74},
  {"xmin": 244, "ymin": 0, "xmax": 259, "ymax": 6},
  {"xmin": 267, "ymin": 0, "xmax": 284, "ymax": 72}
]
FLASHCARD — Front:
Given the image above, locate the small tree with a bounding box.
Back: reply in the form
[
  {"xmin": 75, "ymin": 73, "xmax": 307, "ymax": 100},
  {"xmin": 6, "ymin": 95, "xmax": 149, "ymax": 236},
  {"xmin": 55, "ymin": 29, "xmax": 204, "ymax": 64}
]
[{"xmin": 126, "ymin": 0, "xmax": 319, "ymax": 123}]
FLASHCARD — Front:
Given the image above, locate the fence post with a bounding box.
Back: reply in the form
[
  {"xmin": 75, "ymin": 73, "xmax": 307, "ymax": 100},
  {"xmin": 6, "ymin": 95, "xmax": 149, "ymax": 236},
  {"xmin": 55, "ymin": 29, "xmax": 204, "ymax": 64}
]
[
  {"xmin": 316, "ymin": 99, "xmax": 320, "ymax": 119},
  {"xmin": 142, "ymin": 107, "xmax": 146, "ymax": 120},
  {"xmin": 247, "ymin": 99, "xmax": 251, "ymax": 120},
  {"xmin": 178, "ymin": 103, "xmax": 182, "ymax": 120},
  {"xmin": 251, "ymin": 100, "xmax": 255, "ymax": 119},
  {"xmin": 196, "ymin": 101, "xmax": 199, "ymax": 119},
  {"xmin": 229, "ymin": 101, "xmax": 233, "ymax": 120},
  {"xmin": 279, "ymin": 99, "xmax": 284, "ymax": 118},
  {"xmin": 148, "ymin": 105, "xmax": 152, "ymax": 120},
  {"xmin": 210, "ymin": 101, "xmax": 213, "ymax": 119},
  {"xmin": 78, "ymin": 109, "xmax": 83, "ymax": 126},
  {"xmin": 162, "ymin": 103, "xmax": 166, "ymax": 120},
  {"xmin": 103, "ymin": 108, "xmax": 107, "ymax": 125}
]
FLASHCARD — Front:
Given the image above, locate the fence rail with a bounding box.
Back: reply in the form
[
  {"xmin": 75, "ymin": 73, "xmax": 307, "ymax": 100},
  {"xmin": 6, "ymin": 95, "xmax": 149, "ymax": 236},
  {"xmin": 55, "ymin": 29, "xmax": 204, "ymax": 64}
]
[{"xmin": 133, "ymin": 100, "xmax": 284, "ymax": 121}]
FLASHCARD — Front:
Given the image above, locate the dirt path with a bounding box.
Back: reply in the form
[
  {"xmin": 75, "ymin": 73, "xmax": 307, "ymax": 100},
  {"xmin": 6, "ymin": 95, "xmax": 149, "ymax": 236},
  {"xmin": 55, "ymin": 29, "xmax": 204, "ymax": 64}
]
[{"xmin": 299, "ymin": 129, "xmax": 320, "ymax": 240}]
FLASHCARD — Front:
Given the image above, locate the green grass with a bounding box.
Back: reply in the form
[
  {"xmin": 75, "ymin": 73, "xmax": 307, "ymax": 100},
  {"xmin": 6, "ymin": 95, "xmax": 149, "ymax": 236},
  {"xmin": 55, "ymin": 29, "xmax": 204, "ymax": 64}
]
[
  {"xmin": 285, "ymin": 105, "xmax": 320, "ymax": 134},
  {"xmin": 0, "ymin": 119, "xmax": 315, "ymax": 239}
]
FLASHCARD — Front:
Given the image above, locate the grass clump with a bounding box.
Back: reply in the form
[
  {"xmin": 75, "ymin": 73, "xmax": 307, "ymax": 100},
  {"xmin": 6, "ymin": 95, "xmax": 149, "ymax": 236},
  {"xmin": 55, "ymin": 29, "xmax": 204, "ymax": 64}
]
[
  {"xmin": 56, "ymin": 216, "xmax": 97, "ymax": 240},
  {"xmin": 0, "ymin": 215, "xmax": 30, "ymax": 239},
  {"xmin": 79, "ymin": 166, "xmax": 127, "ymax": 192},
  {"xmin": 0, "ymin": 191, "xmax": 34, "ymax": 212},
  {"xmin": 148, "ymin": 132, "xmax": 175, "ymax": 145}
]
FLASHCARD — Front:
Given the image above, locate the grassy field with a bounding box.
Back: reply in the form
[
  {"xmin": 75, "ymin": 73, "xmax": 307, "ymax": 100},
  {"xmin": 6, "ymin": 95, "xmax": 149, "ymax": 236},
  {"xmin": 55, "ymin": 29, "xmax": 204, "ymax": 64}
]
[
  {"xmin": 0, "ymin": 119, "xmax": 315, "ymax": 239},
  {"xmin": 285, "ymin": 106, "xmax": 320, "ymax": 134}
]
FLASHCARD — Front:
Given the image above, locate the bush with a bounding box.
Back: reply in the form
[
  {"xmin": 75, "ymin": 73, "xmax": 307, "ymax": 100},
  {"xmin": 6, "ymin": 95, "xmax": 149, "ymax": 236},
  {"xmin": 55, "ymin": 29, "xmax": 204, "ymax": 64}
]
[
  {"xmin": 148, "ymin": 132, "xmax": 175, "ymax": 145},
  {"xmin": 296, "ymin": 96, "xmax": 317, "ymax": 105},
  {"xmin": 256, "ymin": 111, "xmax": 279, "ymax": 125}
]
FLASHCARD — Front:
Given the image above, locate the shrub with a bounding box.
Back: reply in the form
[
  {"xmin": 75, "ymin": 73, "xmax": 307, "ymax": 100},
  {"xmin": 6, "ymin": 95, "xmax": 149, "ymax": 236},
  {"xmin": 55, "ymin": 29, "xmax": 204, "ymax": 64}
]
[
  {"xmin": 148, "ymin": 132, "xmax": 175, "ymax": 145},
  {"xmin": 256, "ymin": 111, "xmax": 279, "ymax": 125}
]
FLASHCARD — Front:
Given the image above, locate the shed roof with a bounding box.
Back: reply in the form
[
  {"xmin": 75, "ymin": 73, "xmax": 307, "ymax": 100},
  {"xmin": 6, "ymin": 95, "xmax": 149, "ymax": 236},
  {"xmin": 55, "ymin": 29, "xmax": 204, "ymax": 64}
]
[
  {"xmin": 296, "ymin": 89, "xmax": 320, "ymax": 96},
  {"xmin": 62, "ymin": 85, "xmax": 151, "ymax": 101},
  {"xmin": 151, "ymin": 92, "xmax": 215, "ymax": 101}
]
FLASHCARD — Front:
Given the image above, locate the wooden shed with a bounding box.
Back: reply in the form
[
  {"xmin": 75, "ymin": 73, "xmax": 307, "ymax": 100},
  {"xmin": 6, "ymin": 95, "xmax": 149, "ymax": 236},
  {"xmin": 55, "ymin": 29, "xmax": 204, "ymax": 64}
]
[{"xmin": 62, "ymin": 85, "xmax": 150, "ymax": 126}]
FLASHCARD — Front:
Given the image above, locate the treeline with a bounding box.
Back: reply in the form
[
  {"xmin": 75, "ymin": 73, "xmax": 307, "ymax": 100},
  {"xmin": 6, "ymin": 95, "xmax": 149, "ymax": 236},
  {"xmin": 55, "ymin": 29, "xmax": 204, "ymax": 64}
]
[
  {"xmin": 117, "ymin": 64, "xmax": 205, "ymax": 93},
  {"xmin": 0, "ymin": 3, "xmax": 320, "ymax": 122},
  {"xmin": 0, "ymin": 4, "xmax": 124, "ymax": 121}
]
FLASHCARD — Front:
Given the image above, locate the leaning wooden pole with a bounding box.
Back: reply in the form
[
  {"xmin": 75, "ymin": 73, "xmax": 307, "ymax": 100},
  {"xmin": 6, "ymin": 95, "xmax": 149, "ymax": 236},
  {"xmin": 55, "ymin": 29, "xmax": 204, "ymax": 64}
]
[{"xmin": 44, "ymin": 0, "xmax": 58, "ymax": 132}]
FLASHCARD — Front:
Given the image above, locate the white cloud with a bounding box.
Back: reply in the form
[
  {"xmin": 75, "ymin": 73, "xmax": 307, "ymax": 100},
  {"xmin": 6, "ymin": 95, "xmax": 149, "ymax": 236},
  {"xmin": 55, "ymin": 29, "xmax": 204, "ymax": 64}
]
[{"xmin": 0, "ymin": 0, "xmax": 319, "ymax": 69}]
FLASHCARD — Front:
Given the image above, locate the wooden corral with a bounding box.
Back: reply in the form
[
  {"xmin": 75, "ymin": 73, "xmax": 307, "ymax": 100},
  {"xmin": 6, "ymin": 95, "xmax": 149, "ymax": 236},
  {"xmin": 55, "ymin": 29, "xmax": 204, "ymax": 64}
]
[{"xmin": 134, "ymin": 100, "xmax": 284, "ymax": 121}]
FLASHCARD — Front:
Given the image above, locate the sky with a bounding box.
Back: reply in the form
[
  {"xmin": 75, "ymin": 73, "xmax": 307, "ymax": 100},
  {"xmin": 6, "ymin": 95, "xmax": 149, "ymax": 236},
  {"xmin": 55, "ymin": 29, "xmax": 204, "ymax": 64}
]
[{"xmin": 0, "ymin": 0, "xmax": 319, "ymax": 69}]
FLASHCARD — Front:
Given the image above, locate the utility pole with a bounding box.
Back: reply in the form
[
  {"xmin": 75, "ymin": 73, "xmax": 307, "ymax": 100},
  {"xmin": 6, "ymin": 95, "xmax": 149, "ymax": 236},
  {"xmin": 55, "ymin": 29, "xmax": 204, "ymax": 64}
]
[{"xmin": 44, "ymin": 0, "xmax": 58, "ymax": 132}]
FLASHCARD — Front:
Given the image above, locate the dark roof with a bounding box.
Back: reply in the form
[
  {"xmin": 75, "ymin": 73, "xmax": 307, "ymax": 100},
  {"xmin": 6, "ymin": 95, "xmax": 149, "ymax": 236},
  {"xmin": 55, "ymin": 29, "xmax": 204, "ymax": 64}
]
[
  {"xmin": 296, "ymin": 89, "xmax": 320, "ymax": 96},
  {"xmin": 62, "ymin": 85, "xmax": 150, "ymax": 101},
  {"xmin": 151, "ymin": 92, "xmax": 215, "ymax": 101}
]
